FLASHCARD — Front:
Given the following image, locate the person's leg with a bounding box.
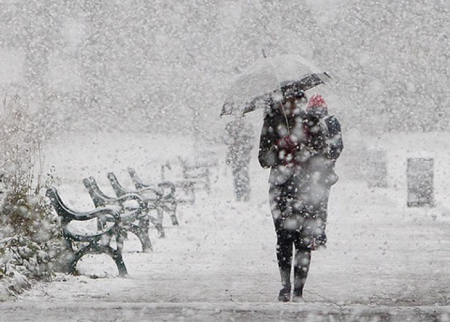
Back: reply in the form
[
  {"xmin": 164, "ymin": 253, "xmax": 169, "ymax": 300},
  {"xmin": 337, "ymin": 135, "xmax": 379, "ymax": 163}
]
[
  {"xmin": 232, "ymin": 164, "xmax": 242, "ymax": 201},
  {"xmin": 292, "ymin": 244, "xmax": 311, "ymax": 300},
  {"xmin": 241, "ymin": 162, "xmax": 251, "ymax": 201},
  {"xmin": 290, "ymin": 186, "xmax": 328, "ymax": 301},
  {"xmin": 291, "ymin": 179, "xmax": 313, "ymax": 301},
  {"xmin": 235, "ymin": 163, "xmax": 251, "ymax": 201},
  {"xmin": 276, "ymin": 228, "xmax": 294, "ymax": 301},
  {"xmin": 298, "ymin": 174, "xmax": 331, "ymax": 248},
  {"xmin": 270, "ymin": 182, "xmax": 295, "ymax": 301}
]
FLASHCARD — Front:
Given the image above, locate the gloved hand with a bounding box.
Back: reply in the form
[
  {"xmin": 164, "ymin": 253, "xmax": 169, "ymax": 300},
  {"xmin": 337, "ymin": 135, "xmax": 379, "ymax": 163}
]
[
  {"xmin": 276, "ymin": 135, "xmax": 300, "ymax": 166},
  {"xmin": 276, "ymin": 135, "xmax": 298, "ymax": 153}
]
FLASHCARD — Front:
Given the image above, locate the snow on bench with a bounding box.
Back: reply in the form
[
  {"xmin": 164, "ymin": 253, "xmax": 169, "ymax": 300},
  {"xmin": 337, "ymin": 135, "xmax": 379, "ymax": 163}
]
[
  {"xmin": 83, "ymin": 177, "xmax": 163, "ymax": 250},
  {"xmin": 45, "ymin": 187, "xmax": 127, "ymax": 277},
  {"xmin": 127, "ymin": 167, "xmax": 179, "ymax": 224},
  {"xmin": 107, "ymin": 172, "xmax": 179, "ymax": 227}
]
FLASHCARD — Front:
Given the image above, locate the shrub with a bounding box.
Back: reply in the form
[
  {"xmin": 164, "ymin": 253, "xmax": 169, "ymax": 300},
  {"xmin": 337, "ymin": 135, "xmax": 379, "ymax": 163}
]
[{"xmin": 0, "ymin": 94, "xmax": 61, "ymax": 299}]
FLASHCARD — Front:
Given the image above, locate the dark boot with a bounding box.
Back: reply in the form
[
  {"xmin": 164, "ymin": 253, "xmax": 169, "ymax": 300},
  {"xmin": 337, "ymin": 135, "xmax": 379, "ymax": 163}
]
[
  {"xmin": 293, "ymin": 249, "xmax": 311, "ymax": 301},
  {"xmin": 278, "ymin": 268, "xmax": 291, "ymax": 302}
]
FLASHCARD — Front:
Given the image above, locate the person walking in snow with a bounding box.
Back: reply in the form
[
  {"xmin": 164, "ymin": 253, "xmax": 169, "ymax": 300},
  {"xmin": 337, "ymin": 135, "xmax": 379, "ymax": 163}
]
[
  {"xmin": 258, "ymin": 92, "xmax": 343, "ymax": 302},
  {"xmin": 223, "ymin": 116, "xmax": 254, "ymax": 201}
]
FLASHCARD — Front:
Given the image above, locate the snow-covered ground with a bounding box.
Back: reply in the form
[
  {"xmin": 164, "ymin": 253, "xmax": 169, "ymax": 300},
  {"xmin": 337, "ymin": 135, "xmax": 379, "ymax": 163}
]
[{"xmin": 1, "ymin": 130, "xmax": 450, "ymax": 321}]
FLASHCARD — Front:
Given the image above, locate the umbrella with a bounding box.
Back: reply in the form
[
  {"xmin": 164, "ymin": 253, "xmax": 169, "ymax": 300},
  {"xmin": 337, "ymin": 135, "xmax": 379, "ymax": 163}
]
[{"xmin": 220, "ymin": 54, "xmax": 332, "ymax": 116}]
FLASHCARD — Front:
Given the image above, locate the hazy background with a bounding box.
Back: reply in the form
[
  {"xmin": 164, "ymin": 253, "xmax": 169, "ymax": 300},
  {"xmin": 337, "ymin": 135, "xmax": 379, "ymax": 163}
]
[{"xmin": 0, "ymin": 0, "xmax": 448, "ymax": 138}]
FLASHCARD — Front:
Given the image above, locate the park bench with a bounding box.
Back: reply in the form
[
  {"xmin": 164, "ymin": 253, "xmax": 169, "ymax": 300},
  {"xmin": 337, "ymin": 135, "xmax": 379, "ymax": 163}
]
[
  {"xmin": 159, "ymin": 163, "xmax": 196, "ymax": 204},
  {"xmin": 83, "ymin": 177, "xmax": 163, "ymax": 250},
  {"xmin": 127, "ymin": 167, "xmax": 179, "ymax": 216},
  {"xmin": 178, "ymin": 157, "xmax": 211, "ymax": 194},
  {"xmin": 107, "ymin": 172, "xmax": 179, "ymax": 227},
  {"xmin": 46, "ymin": 187, "xmax": 127, "ymax": 276}
]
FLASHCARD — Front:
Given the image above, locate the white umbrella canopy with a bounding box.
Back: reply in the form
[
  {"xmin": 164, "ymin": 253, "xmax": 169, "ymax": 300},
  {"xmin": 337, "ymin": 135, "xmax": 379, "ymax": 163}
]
[{"xmin": 221, "ymin": 54, "xmax": 332, "ymax": 116}]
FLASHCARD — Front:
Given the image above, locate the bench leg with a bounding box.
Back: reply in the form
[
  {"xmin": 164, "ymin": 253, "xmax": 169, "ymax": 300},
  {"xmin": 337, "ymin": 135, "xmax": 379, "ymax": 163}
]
[
  {"xmin": 165, "ymin": 201, "xmax": 179, "ymax": 226},
  {"xmin": 131, "ymin": 221, "xmax": 153, "ymax": 252},
  {"xmin": 55, "ymin": 239, "xmax": 76, "ymax": 273},
  {"xmin": 113, "ymin": 235, "xmax": 128, "ymax": 276},
  {"xmin": 157, "ymin": 208, "xmax": 164, "ymax": 227},
  {"xmin": 111, "ymin": 249, "xmax": 128, "ymax": 277},
  {"xmin": 170, "ymin": 213, "xmax": 179, "ymax": 226},
  {"xmin": 69, "ymin": 244, "xmax": 128, "ymax": 277},
  {"xmin": 156, "ymin": 201, "xmax": 179, "ymax": 227},
  {"xmin": 184, "ymin": 184, "xmax": 196, "ymax": 204},
  {"xmin": 148, "ymin": 212, "xmax": 165, "ymax": 238}
]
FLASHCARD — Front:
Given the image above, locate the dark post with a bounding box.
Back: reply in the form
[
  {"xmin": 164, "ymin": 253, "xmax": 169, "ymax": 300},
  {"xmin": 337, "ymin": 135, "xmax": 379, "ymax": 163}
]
[{"xmin": 407, "ymin": 158, "xmax": 435, "ymax": 207}]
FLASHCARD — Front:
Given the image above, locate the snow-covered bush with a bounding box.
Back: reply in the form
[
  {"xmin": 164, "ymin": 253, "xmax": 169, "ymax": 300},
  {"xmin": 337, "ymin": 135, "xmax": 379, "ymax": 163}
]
[
  {"xmin": 0, "ymin": 236, "xmax": 51, "ymax": 300},
  {"xmin": 0, "ymin": 95, "xmax": 61, "ymax": 300}
]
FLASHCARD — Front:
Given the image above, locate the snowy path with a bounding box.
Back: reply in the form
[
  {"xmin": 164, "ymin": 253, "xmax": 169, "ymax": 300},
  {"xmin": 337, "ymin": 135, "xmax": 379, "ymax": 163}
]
[
  {"xmin": 1, "ymin": 133, "xmax": 450, "ymax": 321},
  {"xmin": 2, "ymin": 177, "xmax": 450, "ymax": 321}
]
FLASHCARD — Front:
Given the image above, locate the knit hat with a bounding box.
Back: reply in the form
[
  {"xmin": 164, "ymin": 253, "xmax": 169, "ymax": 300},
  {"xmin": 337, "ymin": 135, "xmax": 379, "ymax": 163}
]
[{"xmin": 307, "ymin": 94, "xmax": 328, "ymax": 115}]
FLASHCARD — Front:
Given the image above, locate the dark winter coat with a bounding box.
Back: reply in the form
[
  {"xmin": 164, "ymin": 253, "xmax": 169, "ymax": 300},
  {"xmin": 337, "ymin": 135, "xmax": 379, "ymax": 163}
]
[{"xmin": 258, "ymin": 104, "xmax": 343, "ymax": 186}]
